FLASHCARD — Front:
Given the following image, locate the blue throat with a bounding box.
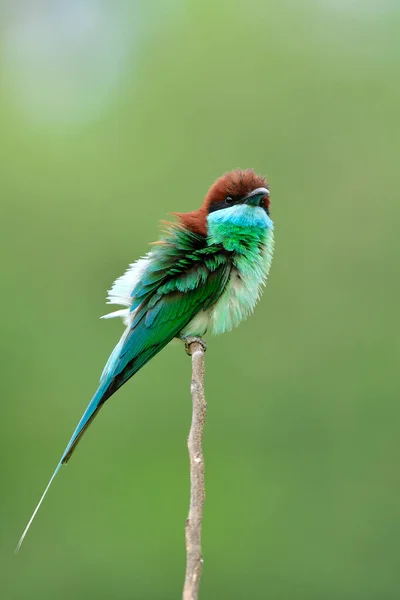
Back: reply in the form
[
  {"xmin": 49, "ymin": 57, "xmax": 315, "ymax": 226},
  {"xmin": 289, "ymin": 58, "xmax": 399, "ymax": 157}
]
[{"xmin": 206, "ymin": 204, "xmax": 274, "ymax": 253}]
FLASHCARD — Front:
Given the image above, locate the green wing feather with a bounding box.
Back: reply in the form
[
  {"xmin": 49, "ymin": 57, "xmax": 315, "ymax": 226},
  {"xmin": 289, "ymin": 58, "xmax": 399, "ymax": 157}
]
[
  {"xmin": 112, "ymin": 230, "xmax": 231, "ymax": 385},
  {"xmin": 62, "ymin": 227, "xmax": 231, "ymax": 462}
]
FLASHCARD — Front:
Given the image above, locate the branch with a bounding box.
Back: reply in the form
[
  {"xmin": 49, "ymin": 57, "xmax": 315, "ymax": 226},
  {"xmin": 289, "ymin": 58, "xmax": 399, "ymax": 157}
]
[{"xmin": 183, "ymin": 338, "xmax": 207, "ymax": 600}]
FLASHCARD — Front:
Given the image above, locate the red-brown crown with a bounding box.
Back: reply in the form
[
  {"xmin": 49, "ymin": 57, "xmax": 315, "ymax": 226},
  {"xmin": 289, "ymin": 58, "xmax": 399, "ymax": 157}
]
[{"xmin": 176, "ymin": 169, "xmax": 270, "ymax": 237}]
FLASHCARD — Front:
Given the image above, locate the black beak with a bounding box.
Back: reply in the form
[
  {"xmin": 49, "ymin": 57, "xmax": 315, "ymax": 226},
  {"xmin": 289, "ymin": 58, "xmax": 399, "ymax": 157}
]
[{"xmin": 244, "ymin": 187, "xmax": 270, "ymax": 207}]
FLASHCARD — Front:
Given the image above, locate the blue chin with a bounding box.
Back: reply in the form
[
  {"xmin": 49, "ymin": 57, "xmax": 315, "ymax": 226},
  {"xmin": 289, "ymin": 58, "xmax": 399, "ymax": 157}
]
[{"xmin": 207, "ymin": 204, "xmax": 274, "ymax": 231}]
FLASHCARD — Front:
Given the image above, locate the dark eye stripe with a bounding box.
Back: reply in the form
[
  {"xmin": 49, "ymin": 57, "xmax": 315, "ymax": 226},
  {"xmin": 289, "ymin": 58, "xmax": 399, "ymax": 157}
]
[
  {"xmin": 209, "ymin": 194, "xmax": 240, "ymax": 213},
  {"xmin": 208, "ymin": 201, "xmax": 230, "ymax": 213}
]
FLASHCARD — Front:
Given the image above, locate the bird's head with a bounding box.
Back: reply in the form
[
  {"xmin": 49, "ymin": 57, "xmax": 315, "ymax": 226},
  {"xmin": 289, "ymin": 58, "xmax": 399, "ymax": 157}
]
[{"xmin": 176, "ymin": 169, "xmax": 271, "ymax": 237}]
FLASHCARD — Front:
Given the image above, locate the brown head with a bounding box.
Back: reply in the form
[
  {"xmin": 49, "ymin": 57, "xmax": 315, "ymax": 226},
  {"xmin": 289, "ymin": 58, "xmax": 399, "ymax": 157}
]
[{"xmin": 176, "ymin": 169, "xmax": 270, "ymax": 237}]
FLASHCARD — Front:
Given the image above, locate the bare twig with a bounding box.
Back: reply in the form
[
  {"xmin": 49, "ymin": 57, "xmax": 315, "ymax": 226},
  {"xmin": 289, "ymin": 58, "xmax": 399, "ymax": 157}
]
[{"xmin": 183, "ymin": 337, "xmax": 207, "ymax": 600}]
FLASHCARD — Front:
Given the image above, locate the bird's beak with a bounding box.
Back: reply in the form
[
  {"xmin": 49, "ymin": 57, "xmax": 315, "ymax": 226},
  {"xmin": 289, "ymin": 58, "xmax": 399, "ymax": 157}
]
[{"xmin": 244, "ymin": 187, "xmax": 270, "ymax": 206}]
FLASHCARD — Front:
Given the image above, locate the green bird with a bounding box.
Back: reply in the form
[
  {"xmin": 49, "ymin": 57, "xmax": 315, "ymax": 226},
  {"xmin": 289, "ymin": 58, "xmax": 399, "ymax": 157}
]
[{"xmin": 17, "ymin": 168, "xmax": 274, "ymax": 550}]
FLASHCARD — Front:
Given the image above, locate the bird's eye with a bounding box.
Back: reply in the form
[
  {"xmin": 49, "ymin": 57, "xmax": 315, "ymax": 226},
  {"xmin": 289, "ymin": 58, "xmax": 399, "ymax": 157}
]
[{"xmin": 225, "ymin": 196, "xmax": 234, "ymax": 205}]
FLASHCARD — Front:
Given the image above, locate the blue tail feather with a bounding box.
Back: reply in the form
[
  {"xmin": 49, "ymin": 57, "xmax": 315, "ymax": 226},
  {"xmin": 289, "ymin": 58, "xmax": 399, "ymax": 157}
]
[
  {"xmin": 15, "ymin": 379, "xmax": 111, "ymax": 552},
  {"xmin": 16, "ymin": 316, "xmax": 173, "ymax": 551},
  {"xmin": 61, "ymin": 379, "xmax": 111, "ymax": 464}
]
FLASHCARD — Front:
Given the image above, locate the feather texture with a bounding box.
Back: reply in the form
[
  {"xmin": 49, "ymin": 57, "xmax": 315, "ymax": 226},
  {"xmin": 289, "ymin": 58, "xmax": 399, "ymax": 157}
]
[{"xmin": 17, "ymin": 170, "xmax": 275, "ymax": 551}]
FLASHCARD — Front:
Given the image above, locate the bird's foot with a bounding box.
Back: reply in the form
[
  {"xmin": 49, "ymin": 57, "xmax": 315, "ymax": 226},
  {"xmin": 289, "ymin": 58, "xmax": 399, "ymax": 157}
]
[{"xmin": 181, "ymin": 336, "xmax": 207, "ymax": 356}]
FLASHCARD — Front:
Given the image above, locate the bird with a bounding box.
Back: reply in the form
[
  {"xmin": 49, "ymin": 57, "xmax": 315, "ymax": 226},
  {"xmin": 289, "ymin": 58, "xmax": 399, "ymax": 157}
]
[{"xmin": 16, "ymin": 168, "xmax": 274, "ymax": 551}]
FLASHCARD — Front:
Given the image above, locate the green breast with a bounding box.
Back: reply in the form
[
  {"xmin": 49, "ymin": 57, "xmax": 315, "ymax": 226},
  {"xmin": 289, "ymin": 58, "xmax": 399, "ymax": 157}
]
[{"xmin": 206, "ymin": 204, "xmax": 275, "ymax": 334}]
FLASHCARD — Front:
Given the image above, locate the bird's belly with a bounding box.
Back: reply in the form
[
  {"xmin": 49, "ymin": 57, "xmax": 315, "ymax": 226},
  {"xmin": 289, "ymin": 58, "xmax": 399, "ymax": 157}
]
[
  {"xmin": 209, "ymin": 264, "xmax": 264, "ymax": 335},
  {"xmin": 179, "ymin": 236, "xmax": 273, "ymax": 339},
  {"xmin": 179, "ymin": 267, "xmax": 262, "ymax": 338},
  {"xmin": 179, "ymin": 309, "xmax": 211, "ymax": 337}
]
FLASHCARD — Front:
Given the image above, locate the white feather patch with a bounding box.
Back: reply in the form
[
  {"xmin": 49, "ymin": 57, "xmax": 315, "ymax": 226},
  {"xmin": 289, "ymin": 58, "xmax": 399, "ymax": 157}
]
[
  {"xmin": 101, "ymin": 308, "xmax": 129, "ymax": 320},
  {"xmin": 99, "ymin": 254, "xmax": 154, "ymax": 381},
  {"xmin": 101, "ymin": 254, "xmax": 153, "ymax": 320}
]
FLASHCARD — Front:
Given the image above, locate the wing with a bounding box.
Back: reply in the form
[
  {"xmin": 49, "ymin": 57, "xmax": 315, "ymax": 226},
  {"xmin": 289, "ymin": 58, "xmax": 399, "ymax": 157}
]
[
  {"xmin": 107, "ymin": 238, "xmax": 231, "ymax": 388},
  {"xmin": 63, "ymin": 227, "xmax": 231, "ymax": 462}
]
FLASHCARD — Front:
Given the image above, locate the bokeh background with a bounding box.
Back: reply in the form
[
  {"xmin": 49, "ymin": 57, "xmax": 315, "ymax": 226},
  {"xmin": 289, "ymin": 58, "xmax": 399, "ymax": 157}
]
[{"xmin": 1, "ymin": 1, "xmax": 399, "ymax": 598}]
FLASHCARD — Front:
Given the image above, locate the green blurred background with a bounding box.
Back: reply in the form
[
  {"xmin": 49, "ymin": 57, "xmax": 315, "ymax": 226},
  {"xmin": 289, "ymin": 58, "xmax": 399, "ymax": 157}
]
[{"xmin": 1, "ymin": 1, "xmax": 399, "ymax": 598}]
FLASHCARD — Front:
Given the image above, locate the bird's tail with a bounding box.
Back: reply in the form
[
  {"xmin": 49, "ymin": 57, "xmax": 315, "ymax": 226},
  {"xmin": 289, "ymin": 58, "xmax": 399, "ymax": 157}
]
[{"xmin": 15, "ymin": 378, "xmax": 111, "ymax": 553}]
